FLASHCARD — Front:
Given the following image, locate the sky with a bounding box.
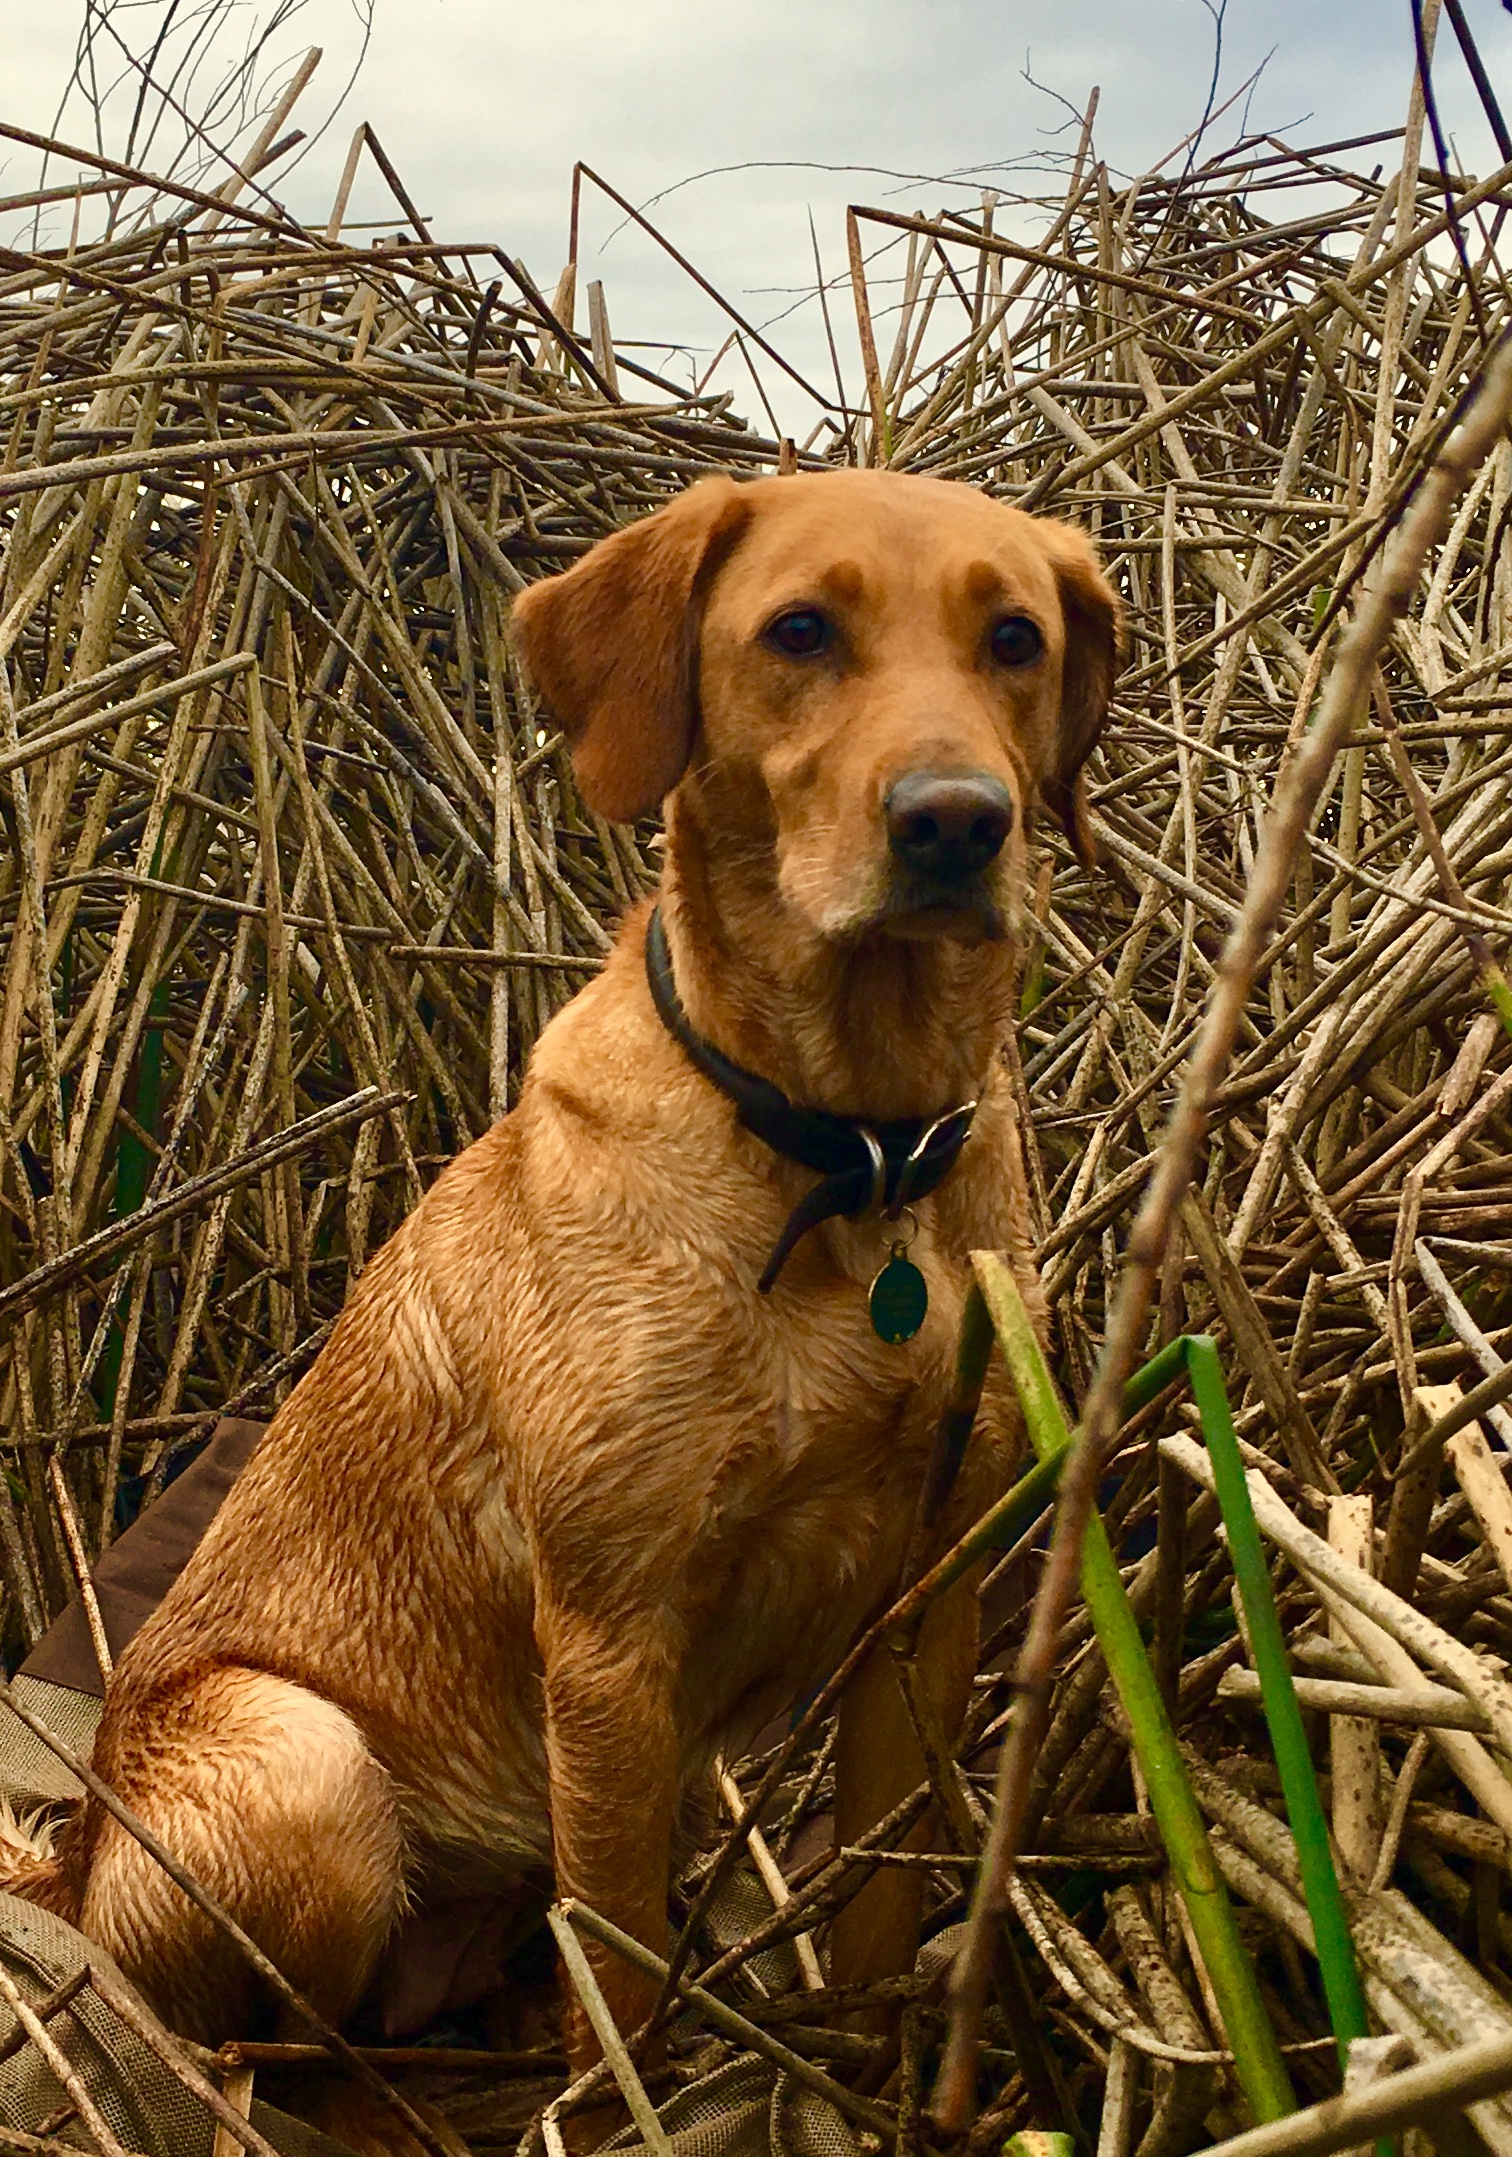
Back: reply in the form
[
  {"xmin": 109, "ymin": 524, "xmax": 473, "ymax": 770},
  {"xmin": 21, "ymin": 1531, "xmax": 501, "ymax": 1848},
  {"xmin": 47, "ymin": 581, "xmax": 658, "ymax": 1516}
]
[{"xmin": 1, "ymin": 0, "xmax": 1511, "ymax": 435}]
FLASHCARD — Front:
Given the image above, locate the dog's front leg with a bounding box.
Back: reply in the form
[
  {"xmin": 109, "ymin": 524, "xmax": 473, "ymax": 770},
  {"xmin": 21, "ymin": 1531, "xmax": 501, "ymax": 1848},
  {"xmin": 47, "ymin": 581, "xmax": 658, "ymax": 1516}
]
[
  {"xmin": 537, "ymin": 1600, "xmax": 681, "ymax": 2082},
  {"xmin": 830, "ymin": 1573, "xmax": 979, "ymax": 1989}
]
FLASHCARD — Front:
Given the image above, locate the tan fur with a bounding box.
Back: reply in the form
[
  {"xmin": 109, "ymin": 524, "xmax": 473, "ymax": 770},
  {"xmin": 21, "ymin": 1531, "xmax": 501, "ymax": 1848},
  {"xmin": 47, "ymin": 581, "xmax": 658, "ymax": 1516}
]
[
  {"xmin": 0, "ymin": 1799, "xmax": 60, "ymax": 1883},
  {"xmin": 38, "ymin": 470, "xmax": 1118, "ymax": 2102}
]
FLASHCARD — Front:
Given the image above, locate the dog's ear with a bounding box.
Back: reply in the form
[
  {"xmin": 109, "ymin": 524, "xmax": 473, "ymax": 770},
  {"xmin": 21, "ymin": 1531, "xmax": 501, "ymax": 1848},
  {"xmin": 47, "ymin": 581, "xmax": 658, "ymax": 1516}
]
[
  {"xmin": 1038, "ymin": 523, "xmax": 1123, "ymax": 867},
  {"xmin": 509, "ymin": 477, "xmax": 753, "ymax": 822}
]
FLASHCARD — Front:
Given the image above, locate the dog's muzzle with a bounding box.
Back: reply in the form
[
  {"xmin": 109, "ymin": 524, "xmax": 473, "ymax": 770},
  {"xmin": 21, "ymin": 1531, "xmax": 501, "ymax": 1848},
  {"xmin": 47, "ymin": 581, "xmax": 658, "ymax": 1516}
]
[
  {"xmin": 877, "ymin": 769, "xmax": 1014, "ymax": 938},
  {"xmin": 885, "ymin": 769, "xmax": 1013, "ymax": 883}
]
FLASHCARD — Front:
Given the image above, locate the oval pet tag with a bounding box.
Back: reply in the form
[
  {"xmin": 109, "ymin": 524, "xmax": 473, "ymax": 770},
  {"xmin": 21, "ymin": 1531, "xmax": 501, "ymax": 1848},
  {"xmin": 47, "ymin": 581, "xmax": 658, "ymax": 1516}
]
[{"xmin": 869, "ymin": 1245, "xmax": 928, "ymax": 1344}]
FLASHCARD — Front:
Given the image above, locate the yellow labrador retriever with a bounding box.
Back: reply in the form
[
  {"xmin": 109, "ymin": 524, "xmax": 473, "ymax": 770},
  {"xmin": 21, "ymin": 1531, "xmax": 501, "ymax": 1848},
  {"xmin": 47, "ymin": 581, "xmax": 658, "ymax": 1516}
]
[{"xmin": 26, "ymin": 468, "xmax": 1119, "ymax": 2094}]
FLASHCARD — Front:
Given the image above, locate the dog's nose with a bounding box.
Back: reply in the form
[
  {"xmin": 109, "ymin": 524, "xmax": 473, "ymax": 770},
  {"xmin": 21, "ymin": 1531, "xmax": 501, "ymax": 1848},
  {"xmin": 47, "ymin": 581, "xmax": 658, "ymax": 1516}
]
[{"xmin": 886, "ymin": 771, "xmax": 1014, "ymax": 882}]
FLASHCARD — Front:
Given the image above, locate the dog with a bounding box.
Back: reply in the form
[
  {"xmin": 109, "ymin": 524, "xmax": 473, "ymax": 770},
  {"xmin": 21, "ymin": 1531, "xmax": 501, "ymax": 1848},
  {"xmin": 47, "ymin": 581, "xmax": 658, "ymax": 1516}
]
[{"xmin": 22, "ymin": 467, "xmax": 1119, "ymax": 2129}]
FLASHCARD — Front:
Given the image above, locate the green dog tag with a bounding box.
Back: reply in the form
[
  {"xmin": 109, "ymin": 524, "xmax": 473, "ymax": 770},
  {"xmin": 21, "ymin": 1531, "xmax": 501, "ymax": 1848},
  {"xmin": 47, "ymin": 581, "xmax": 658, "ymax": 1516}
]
[{"xmin": 869, "ymin": 1247, "xmax": 928, "ymax": 1344}]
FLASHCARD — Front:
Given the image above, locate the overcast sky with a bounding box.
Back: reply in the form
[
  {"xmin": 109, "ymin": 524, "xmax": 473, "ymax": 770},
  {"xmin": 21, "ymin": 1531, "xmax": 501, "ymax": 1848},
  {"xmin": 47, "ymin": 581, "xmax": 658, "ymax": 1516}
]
[{"xmin": 2, "ymin": 1, "xmax": 1511, "ymax": 433}]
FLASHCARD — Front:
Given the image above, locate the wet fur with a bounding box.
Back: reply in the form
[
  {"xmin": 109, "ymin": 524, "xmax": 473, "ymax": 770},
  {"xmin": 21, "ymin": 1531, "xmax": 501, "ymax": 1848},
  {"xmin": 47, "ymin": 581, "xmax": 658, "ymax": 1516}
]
[{"xmin": 21, "ymin": 470, "xmax": 1119, "ymax": 2099}]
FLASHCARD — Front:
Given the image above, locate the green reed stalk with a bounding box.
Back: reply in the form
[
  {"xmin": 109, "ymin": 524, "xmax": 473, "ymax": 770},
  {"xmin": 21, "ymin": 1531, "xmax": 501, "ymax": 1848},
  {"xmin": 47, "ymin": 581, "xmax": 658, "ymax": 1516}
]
[{"xmin": 973, "ymin": 1252, "xmax": 1295, "ymax": 2125}]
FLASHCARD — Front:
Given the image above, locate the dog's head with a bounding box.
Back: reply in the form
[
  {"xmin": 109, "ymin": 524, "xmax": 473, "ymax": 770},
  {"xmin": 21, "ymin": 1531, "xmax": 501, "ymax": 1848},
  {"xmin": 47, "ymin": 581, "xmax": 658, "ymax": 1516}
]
[{"xmin": 510, "ymin": 469, "xmax": 1122, "ymax": 946}]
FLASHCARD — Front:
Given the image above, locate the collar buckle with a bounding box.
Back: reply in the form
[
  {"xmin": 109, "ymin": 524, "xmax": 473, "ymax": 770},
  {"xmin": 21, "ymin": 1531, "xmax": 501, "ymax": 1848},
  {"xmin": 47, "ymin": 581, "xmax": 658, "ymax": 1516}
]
[
  {"xmin": 644, "ymin": 906, "xmax": 978, "ymax": 1291},
  {"xmin": 888, "ymin": 1101, "xmax": 978, "ymax": 1218}
]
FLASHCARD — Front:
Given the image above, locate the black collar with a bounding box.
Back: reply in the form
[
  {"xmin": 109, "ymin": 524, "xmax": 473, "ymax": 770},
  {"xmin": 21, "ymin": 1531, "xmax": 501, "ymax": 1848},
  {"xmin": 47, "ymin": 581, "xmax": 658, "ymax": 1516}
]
[{"xmin": 644, "ymin": 905, "xmax": 977, "ymax": 1292}]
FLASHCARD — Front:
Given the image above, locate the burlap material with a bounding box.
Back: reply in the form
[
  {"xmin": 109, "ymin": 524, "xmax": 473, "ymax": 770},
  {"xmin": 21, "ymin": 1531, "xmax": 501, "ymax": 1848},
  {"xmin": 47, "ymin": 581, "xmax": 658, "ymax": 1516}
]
[
  {"xmin": 0, "ymin": 1891, "xmax": 351, "ymax": 2155},
  {"xmin": 602, "ymin": 2053, "xmax": 858, "ymax": 2157},
  {"xmin": 0, "ymin": 1677, "xmax": 100, "ymax": 1809},
  {"xmin": 600, "ymin": 1872, "xmax": 858, "ymax": 2157},
  {"xmin": 702, "ymin": 1871, "xmax": 803, "ymax": 2001},
  {"xmin": 0, "ymin": 1881, "xmax": 862, "ymax": 2157},
  {"xmin": 916, "ymin": 1920, "xmax": 964, "ymax": 1988}
]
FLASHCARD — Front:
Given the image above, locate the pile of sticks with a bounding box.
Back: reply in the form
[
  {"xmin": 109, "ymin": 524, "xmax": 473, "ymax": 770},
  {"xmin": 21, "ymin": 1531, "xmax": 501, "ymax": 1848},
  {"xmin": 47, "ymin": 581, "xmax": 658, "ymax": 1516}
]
[
  {"xmin": 5, "ymin": 75, "xmax": 1512, "ymax": 2157},
  {"xmin": 0, "ymin": 124, "xmax": 787, "ymax": 1578}
]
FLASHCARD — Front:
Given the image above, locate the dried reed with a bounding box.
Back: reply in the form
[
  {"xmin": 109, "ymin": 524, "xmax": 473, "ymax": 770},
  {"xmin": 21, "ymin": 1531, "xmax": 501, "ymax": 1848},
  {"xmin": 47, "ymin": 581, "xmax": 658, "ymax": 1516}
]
[{"xmin": 5, "ymin": 61, "xmax": 1512, "ymax": 2157}]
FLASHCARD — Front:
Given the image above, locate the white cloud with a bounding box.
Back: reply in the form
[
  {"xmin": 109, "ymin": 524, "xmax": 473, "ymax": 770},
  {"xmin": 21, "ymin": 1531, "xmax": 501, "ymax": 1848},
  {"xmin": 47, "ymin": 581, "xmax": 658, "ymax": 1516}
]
[{"xmin": 3, "ymin": 0, "xmax": 1509, "ymax": 433}]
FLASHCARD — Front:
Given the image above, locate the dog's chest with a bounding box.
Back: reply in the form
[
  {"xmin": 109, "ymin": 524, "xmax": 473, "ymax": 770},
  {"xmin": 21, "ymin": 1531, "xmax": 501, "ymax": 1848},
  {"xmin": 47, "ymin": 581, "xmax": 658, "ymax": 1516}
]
[{"xmin": 670, "ymin": 1272, "xmax": 961, "ymax": 1722}]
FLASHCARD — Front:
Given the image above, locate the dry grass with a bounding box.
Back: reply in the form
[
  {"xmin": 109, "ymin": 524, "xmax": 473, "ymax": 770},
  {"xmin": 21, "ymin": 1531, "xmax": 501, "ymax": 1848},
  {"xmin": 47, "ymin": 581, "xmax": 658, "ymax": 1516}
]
[{"xmin": 3, "ymin": 79, "xmax": 1512, "ymax": 2157}]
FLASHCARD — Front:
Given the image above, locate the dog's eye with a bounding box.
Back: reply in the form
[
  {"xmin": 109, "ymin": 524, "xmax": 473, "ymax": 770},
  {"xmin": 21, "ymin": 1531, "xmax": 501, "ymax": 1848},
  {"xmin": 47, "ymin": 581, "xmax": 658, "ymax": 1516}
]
[
  {"xmin": 765, "ymin": 609, "xmax": 831, "ymax": 657},
  {"xmin": 991, "ymin": 615, "xmax": 1043, "ymax": 668}
]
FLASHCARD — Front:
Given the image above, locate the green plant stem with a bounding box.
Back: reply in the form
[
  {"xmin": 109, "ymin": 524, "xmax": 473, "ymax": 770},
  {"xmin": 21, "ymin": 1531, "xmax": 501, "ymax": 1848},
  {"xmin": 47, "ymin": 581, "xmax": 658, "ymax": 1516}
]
[
  {"xmin": 1184, "ymin": 1335, "xmax": 1371, "ymax": 2071},
  {"xmin": 1122, "ymin": 1333, "xmax": 1191, "ymax": 1418},
  {"xmin": 970, "ymin": 1253, "xmax": 1295, "ymax": 2125}
]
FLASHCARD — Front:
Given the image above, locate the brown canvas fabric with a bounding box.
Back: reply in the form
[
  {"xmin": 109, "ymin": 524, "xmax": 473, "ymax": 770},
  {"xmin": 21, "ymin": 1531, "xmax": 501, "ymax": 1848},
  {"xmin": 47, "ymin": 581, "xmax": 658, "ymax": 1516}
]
[
  {"xmin": 20, "ymin": 1419, "xmax": 267, "ymax": 1696},
  {"xmin": 0, "ymin": 1423, "xmax": 268, "ymax": 1812}
]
